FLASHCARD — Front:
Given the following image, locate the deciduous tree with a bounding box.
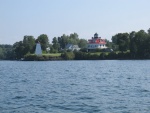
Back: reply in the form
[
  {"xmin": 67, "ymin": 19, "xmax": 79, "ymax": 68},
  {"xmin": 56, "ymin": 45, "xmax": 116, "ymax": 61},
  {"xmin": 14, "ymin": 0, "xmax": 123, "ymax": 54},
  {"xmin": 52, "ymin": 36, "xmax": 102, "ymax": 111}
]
[{"xmin": 37, "ymin": 34, "xmax": 49, "ymax": 51}]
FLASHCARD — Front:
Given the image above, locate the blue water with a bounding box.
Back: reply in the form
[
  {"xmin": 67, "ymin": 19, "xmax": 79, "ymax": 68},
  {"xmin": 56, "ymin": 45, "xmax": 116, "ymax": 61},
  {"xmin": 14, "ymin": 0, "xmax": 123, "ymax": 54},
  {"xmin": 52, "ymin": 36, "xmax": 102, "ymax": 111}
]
[{"xmin": 0, "ymin": 60, "xmax": 150, "ymax": 113}]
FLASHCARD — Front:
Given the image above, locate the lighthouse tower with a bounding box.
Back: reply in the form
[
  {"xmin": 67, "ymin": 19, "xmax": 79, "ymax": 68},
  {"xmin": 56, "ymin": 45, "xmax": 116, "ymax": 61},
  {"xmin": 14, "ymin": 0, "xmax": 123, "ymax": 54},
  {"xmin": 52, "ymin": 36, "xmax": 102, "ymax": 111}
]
[
  {"xmin": 94, "ymin": 33, "xmax": 99, "ymax": 38},
  {"xmin": 35, "ymin": 42, "xmax": 42, "ymax": 55}
]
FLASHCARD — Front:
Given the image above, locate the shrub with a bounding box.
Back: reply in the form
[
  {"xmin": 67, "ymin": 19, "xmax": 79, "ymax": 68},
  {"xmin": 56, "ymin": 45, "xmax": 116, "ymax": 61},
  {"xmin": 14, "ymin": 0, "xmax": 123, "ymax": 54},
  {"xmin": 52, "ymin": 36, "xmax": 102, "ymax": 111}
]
[
  {"xmin": 61, "ymin": 52, "xmax": 75, "ymax": 60},
  {"xmin": 107, "ymin": 52, "xmax": 118, "ymax": 59},
  {"xmin": 80, "ymin": 48, "xmax": 87, "ymax": 52},
  {"xmin": 24, "ymin": 54, "xmax": 37, "ymax": 61},
  {"xmin": 43, "ymin": 55, "xmax": 49, "ymax": 60},
  {"xmin": 99, "ymin": 52, "xmax": 107, "ymax": 59}
]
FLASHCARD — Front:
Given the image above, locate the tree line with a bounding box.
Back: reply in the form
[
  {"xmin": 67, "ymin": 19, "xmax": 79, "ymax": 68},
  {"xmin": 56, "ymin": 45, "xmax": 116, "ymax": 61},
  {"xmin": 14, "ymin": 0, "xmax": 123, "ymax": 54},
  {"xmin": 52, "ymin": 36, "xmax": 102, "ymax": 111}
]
[
  {"xmin": 0, "ymin": 33, "xmax": 87, "ymax": 60},
  {"xmin": 111, "ymin": 28, "xmax": 150, "ymax": 59},
  {"xmin": 0, "ymin": 28, "xmax": 150, "ymax": 60}
]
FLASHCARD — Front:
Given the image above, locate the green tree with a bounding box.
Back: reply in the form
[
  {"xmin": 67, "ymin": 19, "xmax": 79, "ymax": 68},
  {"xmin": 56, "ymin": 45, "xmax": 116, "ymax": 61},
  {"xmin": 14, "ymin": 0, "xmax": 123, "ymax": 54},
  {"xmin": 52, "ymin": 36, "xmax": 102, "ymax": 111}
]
[
  {"xmin": 0, "ymin": 47, "xmax": 4, "ymax": 59},
  {"xmin": 59, "ymin": 34, "xmax": 68, "ymax": 49},
  {"xmin": 57, "ymin": 33, "xmax": 80, "ymax": 50},
  {"xmin": 112, "ymin": 33, "xmax": 129, "ymax": 52},
  {"xmin": 148, "ymin": 28, "xmax": 150, "ymax": 35},
  {"xmin": 4, "ymin": 48, "xmax": 15, "ymax": 60},
  {"xmin": 78, "ymin": 39, "xmax": 87, "ymax": 48},
  {"xmin": 37, "ymin": 34, "xmax": 49, "ymax": 51},
  {"xmin": 0, "ymin": 45, "xmax": 14, "ymax": 60},
  {"xmin": 134, "ymin": 30, "xmax": 149, "ymax": 58},
  {"xmin": 112, "ymin": 35, "xmax": 118, "ymax": 44},
  {"xmin": 23, "ymin": 35, "xmax": 35, "ymax": 54},
  {"xmin": 13, "ymin": 41, "xmax": 24, "ymax": 59},
  {"xmin": 105, "ymin": 39, "xmax": 113, "ymax": 48},
  {"xmin": 69, "ymin": 33, "xmax": 79, "ymax": 45},
  {"xmin": 129, "ymin": 31, "xmax": 137, "ymax": 58},
  {"xmin": 52, "ymin": 37, "xmax": 60, "ymax": 52},
  {"xmin": 145, "ymin": 36, "xmax": 150, "ymax": 58},
  {"xmin": 111, "ymin": 35, "xmax": 119, "ymax": 51}
]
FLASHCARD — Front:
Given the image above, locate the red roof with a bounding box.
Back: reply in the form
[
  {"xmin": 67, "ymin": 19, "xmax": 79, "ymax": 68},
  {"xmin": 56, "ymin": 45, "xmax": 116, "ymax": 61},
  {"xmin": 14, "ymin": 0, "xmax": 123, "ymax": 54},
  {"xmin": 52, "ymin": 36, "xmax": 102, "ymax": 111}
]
[{"xmin": 88, "ymin": 38, "xmax": 106, "ymax": 44}]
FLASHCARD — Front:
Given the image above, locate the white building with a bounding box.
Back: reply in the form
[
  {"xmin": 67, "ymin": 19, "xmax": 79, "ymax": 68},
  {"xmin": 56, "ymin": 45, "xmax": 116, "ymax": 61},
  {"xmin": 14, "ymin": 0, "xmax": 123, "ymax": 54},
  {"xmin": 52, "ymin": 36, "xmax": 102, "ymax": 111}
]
[
  {"xmin": 87, "ymin": 33, "xmax": 107, "ymax": 50},
  {"xmin": 65, "ymin": 44, "xmax": 80, "ymax": 51}
]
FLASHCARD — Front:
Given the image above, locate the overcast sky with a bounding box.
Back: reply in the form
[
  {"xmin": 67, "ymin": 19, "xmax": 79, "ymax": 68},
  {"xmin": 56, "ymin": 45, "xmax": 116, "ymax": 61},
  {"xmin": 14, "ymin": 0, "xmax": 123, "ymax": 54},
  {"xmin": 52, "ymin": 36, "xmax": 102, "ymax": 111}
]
[{"xmin": 0, "ymin": 0, "xmax": 150, "ymax": 44}]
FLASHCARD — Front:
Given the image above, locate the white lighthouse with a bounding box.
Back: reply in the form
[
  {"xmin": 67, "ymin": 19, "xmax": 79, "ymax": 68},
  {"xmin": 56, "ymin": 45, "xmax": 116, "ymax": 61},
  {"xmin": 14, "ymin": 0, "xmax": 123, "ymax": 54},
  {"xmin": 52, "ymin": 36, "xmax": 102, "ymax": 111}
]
[
  {"xmin": 35, "ymin": 42, "xmax": 42, "ymax": 55},
  {"xmin": 87, "ymin": 33, "xmax": 107, "ymax": 50}
]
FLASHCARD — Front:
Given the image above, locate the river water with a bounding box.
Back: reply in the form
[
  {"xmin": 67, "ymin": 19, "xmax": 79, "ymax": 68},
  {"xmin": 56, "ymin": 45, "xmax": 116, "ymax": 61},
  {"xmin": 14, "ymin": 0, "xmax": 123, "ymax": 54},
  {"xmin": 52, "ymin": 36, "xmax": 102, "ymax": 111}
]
[{"xmin": 0, "ymin": 60, "xmax": 150, "ymax": 113}]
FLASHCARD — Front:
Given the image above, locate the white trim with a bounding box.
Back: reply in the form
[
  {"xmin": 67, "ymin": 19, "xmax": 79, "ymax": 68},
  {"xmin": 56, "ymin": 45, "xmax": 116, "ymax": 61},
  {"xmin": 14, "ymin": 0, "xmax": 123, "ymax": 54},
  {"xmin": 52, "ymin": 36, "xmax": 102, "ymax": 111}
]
[{"xmin": 87, "ymin": 44, "xmax": 107, "ymax": 49}]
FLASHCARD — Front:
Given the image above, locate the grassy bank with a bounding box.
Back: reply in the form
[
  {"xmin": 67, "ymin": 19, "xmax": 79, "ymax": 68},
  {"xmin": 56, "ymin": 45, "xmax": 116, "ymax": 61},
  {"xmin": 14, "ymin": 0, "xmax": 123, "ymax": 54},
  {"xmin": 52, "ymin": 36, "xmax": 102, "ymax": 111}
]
[
  {"xmin": 24, "ymin": 53, "xmax": 62, "ymax": 61},
  {"xmin": 23, "ymin": 50, "xmax": 149, "ymax": 61}
]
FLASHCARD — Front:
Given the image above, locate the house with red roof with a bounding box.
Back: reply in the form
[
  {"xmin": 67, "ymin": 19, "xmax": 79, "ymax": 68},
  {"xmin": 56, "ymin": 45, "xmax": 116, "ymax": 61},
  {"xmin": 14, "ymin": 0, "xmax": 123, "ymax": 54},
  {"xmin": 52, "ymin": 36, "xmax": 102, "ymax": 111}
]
[{"xmin": 87, "ymin": 33, "xmax": 107, "ymax": 51}]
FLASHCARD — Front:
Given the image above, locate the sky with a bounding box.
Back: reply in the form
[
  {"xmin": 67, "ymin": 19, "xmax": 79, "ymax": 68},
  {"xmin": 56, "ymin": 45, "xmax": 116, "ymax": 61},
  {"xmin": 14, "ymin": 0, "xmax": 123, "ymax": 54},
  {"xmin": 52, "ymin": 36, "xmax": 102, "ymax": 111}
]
[{"xmin": 0, "ymin": 0, "xmax": 150, "ymax": 44}]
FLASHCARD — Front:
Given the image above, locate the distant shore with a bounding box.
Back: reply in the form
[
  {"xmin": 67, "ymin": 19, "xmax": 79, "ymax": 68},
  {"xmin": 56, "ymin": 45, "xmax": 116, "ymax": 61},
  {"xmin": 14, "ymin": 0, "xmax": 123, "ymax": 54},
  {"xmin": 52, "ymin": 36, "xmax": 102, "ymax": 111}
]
[{"xmin": 21, "ymin": 52, "xmax": 150, "ymax": 61}]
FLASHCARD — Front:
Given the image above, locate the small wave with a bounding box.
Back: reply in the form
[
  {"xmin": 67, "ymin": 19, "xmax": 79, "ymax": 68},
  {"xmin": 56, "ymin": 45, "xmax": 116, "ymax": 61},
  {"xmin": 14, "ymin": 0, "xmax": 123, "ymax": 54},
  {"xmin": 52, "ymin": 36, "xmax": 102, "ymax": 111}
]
[
  {"xmin": 65, "ymin": 70, "xmax": 69, "ymax": 72},
  {"xmin": 12, "ymin": 96, "xmax": 26, "ymax": 100},
  {"xmin": 140, "ymin": 89, "xmax": 150, "ymax": 92},
  {"xmin": 70, "ymin": 83, "xmax": 77, "ymax": 86},
  {"xmin": 78, "ymin": 96, "xmax": 93, "ymax": 100}
]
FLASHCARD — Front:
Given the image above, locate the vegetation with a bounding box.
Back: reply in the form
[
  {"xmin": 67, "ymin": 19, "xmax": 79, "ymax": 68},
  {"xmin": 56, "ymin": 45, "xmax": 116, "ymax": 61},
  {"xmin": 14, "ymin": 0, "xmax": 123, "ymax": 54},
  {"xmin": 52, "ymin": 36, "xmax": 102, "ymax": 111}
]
[
  {"xmin": 51, "ymin": 33, "xmax": 87, "ymax": 52},
  {"xmin": 24, "ymin": 54, "xmax": 62, "ymax": 61},
  {"xmin": 0, "ymin": 28, "xmax": 150, "ymax": 60},
  {"xmin": 112, "ymin": 29, "xmax": 150, "ymax": 59},
  {"xmin": 61, "ymin": 52, "xmax": 75, "ymax": 60},
  {"xmin": 0, "ymin": 45, "xmax": 14, "ymax": 60}
]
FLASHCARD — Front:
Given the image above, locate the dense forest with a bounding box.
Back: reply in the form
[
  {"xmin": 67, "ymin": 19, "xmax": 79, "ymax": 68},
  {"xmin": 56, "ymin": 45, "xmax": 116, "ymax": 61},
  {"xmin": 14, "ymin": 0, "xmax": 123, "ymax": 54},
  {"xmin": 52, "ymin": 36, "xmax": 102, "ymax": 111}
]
[
  {"xmin": 111, "ymin": 28, "xmax": 150, "ymax": 59},
  {"xmin": 0, "ymin": 28, "xmax": 150, "ymax": 60}
]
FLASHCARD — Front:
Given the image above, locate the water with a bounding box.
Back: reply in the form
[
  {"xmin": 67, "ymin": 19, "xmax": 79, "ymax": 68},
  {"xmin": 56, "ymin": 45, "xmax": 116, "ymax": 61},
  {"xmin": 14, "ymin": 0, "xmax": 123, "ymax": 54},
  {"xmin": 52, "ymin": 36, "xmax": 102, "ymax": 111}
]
[{"xmin": 0, "ymin": 60, "xmax": 150, "ymax": 113}]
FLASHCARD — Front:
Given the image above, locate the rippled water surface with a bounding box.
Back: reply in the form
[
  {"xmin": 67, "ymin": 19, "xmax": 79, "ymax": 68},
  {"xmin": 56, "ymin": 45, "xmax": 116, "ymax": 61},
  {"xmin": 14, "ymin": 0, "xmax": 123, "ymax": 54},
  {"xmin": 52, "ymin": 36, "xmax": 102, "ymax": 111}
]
[{"xmin": 0, "ymin": 60, "xmax": 150, "ymax": 113}]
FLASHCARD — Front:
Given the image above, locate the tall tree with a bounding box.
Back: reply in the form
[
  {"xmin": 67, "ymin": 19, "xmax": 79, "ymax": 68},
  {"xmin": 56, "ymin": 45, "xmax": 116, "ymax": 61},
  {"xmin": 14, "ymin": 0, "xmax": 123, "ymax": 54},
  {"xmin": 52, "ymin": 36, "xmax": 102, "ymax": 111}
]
[
  {"xmin": 134, "ymin": 30, "xmax": 149, "ymax": 58},
  {"xmin": 52, "ymin": 37, "xmax": 60, "ymax": 51},
  {"xmin": 78, "ymin": 39, "xmax": 87, "ymax": 48},
  {"xmin": 23, "ymin": 35, "xmax": 35, "ymax": 54},
  {"xmin": 148, "ymin": 28, "xmax": 150, "ymax": 35},
  {"xmin": 112, "ymin": 33, "xmax": 129, "ymax": 52},
  {"xmin": 37, "ymin": 34, "xmax": 49, "ymax": 51},
  {"xmin": 13, "ymin": 41, "xmax": 24, "ymax": 59},
  {"xmin": 60, "ymin": 34, "xmax": 68, "ymax": 49},
  {"xmin": 105, "ymin": 39, "xmax": 113, "ymax": 48},
  {"xmin": 0, "ymin": 47, "xmax": 4, "ymax": 59},
  {"xmin": 69, "ymin": 33, "xmax": 79, "ymax": 45},
  {"xmin": 129, "ymin": 31, "xmax": 137, "ymax": 58}
]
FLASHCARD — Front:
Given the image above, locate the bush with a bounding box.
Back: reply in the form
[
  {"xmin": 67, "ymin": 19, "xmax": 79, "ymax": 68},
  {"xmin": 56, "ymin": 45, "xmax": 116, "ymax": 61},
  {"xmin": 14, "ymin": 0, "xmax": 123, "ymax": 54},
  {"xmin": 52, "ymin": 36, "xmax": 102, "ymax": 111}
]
[
  {"xmin": 36, "ymin": 56, "xmax": 45, "ymax": 61},
  {"xmin": 43, "ymin": 55, "xmax": 49, "ymax": 60},
  {"xmin": 61, "ymin": 52, "xmax": 75, "ymax": 60},
  {"xmin": 24, "ymin": 54, "xmax": 63, "ymax": 61},
  {"xmin": 99, "ymin": 52, "xmax": 107, "ymax": 59},
  {"xmin": 107, "ymin": 52, "xmax": 117, "ymax": 59},
  {"xmin": 74, "ymin": 51, "xmax": 87, "ymax": 60},
  {"xmin": 24, "ymin": 54, "xmax": 37, "ymax": 61},
  {"xmin": 80, "ymin": 48, "xmax": 87, "ymax": 52},
  {"xmin": 90, "ymin": 54, "xmax": 99, "ymax": 60}
]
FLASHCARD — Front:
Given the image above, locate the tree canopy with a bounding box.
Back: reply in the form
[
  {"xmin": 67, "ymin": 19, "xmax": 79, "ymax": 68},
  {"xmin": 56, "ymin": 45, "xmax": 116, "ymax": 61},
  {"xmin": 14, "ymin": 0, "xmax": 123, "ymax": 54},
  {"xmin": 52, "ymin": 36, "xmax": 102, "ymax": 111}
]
[
  {"xmin": 52, "ymin": 33, "xmax": 87, "ymax": 52},
  {"xmin": 112, "ymin": 33, "xmax": 129, "ymax": 52},
  {"xmin": 36, "ymin": 34, "xmax": 49, "ymax": 51},
  {"xmin": 112, "ymin": 29, "xmax": 150, "ymax": 58}
]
